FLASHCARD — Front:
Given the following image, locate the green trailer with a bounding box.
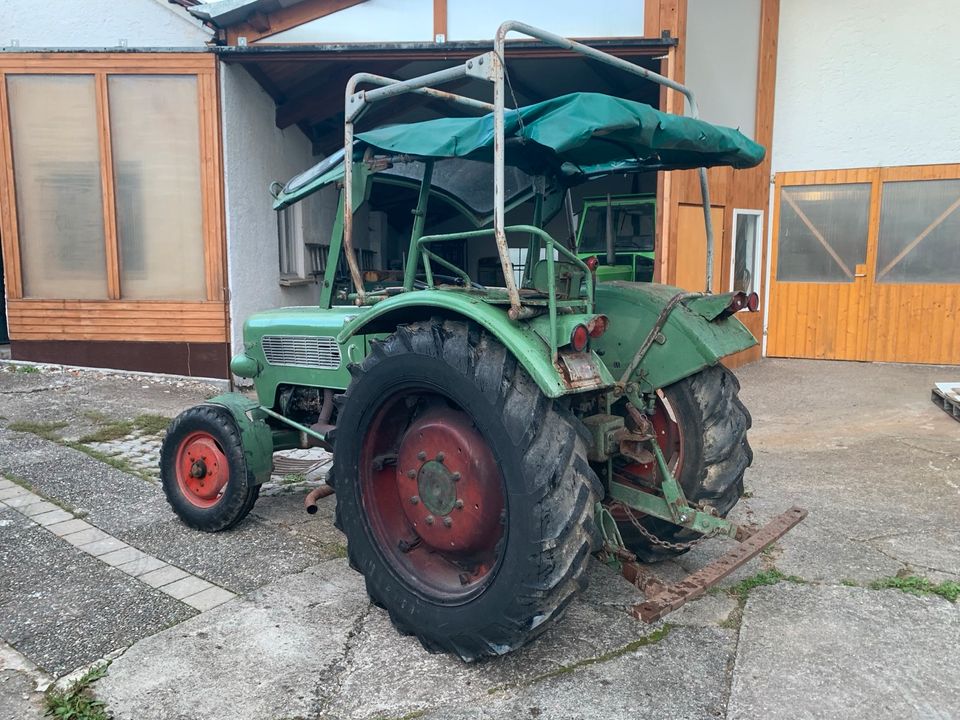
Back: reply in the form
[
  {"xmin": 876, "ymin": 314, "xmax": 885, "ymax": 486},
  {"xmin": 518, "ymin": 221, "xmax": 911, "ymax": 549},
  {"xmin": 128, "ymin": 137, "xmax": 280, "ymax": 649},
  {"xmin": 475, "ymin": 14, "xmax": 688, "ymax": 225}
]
[{"xmin": 160, "ymin": 21, "xmax": 805, "ymax": 661}]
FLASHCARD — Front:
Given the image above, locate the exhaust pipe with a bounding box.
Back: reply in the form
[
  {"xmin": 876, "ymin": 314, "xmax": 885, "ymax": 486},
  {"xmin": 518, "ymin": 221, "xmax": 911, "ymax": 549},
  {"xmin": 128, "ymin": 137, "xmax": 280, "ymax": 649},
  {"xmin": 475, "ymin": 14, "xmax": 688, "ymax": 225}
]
[
  {"xmin": 605, "ymin": 194, "xmax": 616, "ymax": 265},
  {"xmin": 304, "ymin": 484, "xmax": 335, "ymax": 514}
]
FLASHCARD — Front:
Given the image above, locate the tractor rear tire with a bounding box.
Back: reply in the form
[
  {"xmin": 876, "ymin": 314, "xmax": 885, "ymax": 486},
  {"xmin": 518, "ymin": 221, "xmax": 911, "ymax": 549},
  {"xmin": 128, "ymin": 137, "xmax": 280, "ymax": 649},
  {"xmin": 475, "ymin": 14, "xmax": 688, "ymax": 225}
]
[
  {"xmin": 616, "ymin": 365, "xmax": 752, "ymax": 562},
  {"xmin": 160, "ymin": 405, "xmax": 260, "ymax": 532},
  {"xmin": 332, "ymin": 319, "xmax": 601, "ymax": 661}
]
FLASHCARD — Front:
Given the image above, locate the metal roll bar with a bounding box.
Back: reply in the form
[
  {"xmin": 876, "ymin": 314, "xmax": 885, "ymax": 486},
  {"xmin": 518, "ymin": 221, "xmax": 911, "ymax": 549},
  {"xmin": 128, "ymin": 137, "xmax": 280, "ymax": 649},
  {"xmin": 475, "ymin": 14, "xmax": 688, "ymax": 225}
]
[{"xmin": 341, "ymin": 22, "xmax": 717, "ymax": 311}]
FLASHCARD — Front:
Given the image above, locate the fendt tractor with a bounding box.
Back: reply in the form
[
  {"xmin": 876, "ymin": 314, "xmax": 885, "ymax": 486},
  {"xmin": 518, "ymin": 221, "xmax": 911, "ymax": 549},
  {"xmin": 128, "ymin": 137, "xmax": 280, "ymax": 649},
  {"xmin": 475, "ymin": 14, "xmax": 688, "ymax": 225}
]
[{"xmin": 160, "ymin": 22, "xmax": 806, "ymax": 661}]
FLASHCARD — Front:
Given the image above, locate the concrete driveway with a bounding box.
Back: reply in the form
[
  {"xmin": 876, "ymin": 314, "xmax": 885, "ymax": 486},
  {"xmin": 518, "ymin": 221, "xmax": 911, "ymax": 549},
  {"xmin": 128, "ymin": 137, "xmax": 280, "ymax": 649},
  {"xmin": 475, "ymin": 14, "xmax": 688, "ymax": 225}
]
[{"xmin": 0, "ymin": 359, "xmax": 957, "ymax": 720}]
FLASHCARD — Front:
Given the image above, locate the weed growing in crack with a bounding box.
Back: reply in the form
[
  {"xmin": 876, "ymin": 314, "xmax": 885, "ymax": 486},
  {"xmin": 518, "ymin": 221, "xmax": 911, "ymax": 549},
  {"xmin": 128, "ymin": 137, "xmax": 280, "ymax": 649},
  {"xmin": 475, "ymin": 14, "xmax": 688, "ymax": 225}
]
[
  {"xmin": 724, "ymin": 569, "xmax": 805, "ymax": 602},
  {"xmin": 869, "ymin": 575, "xmax": 959, "ymax": 602},
  {"xmin": 7, "ymin": 420, "xmax": 68, "ymax": 440},
  {"xmin": 44, "ymin": 664, "xmax": 111, "ymax": 720}
]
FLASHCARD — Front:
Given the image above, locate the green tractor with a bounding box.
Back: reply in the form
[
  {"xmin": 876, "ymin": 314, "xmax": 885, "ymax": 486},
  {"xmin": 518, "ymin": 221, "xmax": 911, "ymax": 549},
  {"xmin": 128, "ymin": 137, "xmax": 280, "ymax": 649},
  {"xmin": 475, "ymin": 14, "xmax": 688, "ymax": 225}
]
[
  {"xmin": 575, "ymin": 194, "xmax": 656, "ymax": 283},
  {"xmin": 160, "ymin": 22, "xmax": 805, "ymax": 660}
]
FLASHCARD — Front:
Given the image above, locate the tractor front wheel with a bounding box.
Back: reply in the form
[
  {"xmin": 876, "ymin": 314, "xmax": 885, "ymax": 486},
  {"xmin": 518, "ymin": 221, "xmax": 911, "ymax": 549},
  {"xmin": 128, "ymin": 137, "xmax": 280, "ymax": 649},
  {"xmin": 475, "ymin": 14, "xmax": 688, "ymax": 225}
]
[
  {"xmin": 333, "ymin": 319, "xmax": 601, "ymax": 661},
  {"xmin": 160, "ymin": 405, "xmax": 260, "ymax": 532}
]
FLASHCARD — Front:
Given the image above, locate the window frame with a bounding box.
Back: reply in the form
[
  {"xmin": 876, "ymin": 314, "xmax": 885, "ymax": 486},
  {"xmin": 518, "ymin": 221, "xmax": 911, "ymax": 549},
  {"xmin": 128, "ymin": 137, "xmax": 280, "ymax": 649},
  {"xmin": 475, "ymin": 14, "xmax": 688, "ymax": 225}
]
[
  {"xmin": 0, "ymin": 53, "xmax": 223, "ymax": 304},
  {"xmin": 277, "ymin": 202, "xmax": 309, "ymax": 285},
  {"xmin": 729, "ymin": 208, "xmax": 764, "ymax": 295}
]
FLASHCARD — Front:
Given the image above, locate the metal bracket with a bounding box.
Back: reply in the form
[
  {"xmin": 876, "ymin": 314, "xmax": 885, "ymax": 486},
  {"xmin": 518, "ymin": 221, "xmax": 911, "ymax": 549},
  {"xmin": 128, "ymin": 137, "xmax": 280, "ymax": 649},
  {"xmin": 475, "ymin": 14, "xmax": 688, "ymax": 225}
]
[
  {"xmin": 345, "ymin": 91, "xmax": 367, "ymax": 122},
  {"xmin": 465, "ymin": 52, "xmax": 497, "ymax": 81}
]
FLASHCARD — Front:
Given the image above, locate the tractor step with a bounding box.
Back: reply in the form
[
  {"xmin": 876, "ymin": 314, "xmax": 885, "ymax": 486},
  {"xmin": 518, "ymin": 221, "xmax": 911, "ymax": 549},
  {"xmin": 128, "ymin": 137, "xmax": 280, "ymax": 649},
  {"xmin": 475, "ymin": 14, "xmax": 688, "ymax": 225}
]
[
  {"xmin": 932, "ymin": 382, "xmax": 960, "ymax": 422},
  {"xmin": 622, "ymin": 506, "xmax": 808, "ymax": 622}
]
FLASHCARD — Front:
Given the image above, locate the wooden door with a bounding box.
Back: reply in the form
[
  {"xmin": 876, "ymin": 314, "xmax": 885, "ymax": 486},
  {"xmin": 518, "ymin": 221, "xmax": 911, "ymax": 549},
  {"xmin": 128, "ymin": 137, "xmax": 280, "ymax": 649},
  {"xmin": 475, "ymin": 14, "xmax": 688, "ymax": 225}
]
[
  {"xmin": 768, "ymin": 164, "xmax": 960, "ymax": 364},
  {"xmin": 863, "ymin": 165, "xmax": 960, "ymax": 364},
  {"xmin": 673, "ymin": 204, "xmax": 725, "ymax": 292}
]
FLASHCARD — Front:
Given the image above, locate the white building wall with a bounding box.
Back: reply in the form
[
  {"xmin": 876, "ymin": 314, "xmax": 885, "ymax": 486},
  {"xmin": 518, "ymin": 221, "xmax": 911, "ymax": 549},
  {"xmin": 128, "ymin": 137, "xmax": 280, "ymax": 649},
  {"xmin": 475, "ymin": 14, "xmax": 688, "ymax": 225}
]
[
  {"xmin": 771, "ymin": 0, "xmax": 960, "ymax": 173},
  {"xmin": 264, "ymin": 0, "xmax": 644, "ymax": 44},
  {"xmin": 1, "ymin": 0, "xmax": 210, "ymax": 48},
  {"xmin": 685, "ymin": 0, "xmax": 760, "ymax": 139},
  {"xmin": 220, "ymin": 62, "xmax": 319, "ymax": 355}
]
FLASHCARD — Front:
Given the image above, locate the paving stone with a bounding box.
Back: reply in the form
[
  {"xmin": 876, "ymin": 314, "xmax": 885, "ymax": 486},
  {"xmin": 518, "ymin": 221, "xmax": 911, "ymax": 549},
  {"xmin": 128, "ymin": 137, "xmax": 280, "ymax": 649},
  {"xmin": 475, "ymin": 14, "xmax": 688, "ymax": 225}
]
[
  {"xmin": 0, "ymin": 478, "xmax": 15, "ymax": 490},
  {"xmin": 45, "ymin": 518, "xmax": 92, "ymax": 537},
  {"xmin": 115, "ymin": 556, "xmax": 168, "ymax": 578},
  {"xmin": 96, "ymin": 560, "xmax": 367, "ymax": 720},
  {"xmin": 0, "ymin": 485, "xmax": 29, "ymax": 501},
  {"xmin": 159, "ymin": 575, "xmax": 212, "ymax": 600},
  {"xmin": 77, "ymin": 536, "xmax": 128, "ymax": 557},
  {"xmin": 138, "ymin": 565, "xmax": 189, "ymax": 588},
  {"xmin": 98, "ymin": 546, "xmax": 150, "ymax": 568},
  {"xmin": 18, "ymin": 500, "xmax": 59, "ymax": 517},
  {"xmin": 32, "ymin": 509, "xmax": 74, "ymax": 527},
  {"xmin": 181, "ymin": 586, "xmax": 236, "ymax": 612},
  {"xmin": 62, "ymin": 527, "xmax": 110, "ymax": 546},
  {"xmin": 727, "ymin": 583, "xmax": 960, "ymax": 719},
  {"xmin": 0, "ymin": 507, "xmax": 194, "ymax": 676},
  {"xmin": 1, "ymin": 493, "xmax": 41, "ymax": 509}
]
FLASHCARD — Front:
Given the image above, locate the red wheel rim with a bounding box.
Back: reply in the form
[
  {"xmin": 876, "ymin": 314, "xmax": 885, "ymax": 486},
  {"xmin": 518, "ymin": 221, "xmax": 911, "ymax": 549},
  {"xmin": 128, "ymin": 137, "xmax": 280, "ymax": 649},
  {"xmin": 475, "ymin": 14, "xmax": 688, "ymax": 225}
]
[
  {"xmin": 610, "ymin": 393, "xmax": 684, "ymax": 517},
  {"xmin": 175, "ymin": 431, "xmax": 229, "ymax": 508},
  {"xmin": 359, "ymin": 394, "xmax": 506, "ymax": 601}
]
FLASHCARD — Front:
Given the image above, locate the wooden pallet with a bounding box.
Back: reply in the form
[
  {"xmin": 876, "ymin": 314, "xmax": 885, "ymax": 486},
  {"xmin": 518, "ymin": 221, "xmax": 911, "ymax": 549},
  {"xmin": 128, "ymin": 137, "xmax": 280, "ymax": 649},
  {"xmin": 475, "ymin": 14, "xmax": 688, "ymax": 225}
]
[{"xmin": 932, "ymin": 383, "xmax": 960, "ymax": 422}]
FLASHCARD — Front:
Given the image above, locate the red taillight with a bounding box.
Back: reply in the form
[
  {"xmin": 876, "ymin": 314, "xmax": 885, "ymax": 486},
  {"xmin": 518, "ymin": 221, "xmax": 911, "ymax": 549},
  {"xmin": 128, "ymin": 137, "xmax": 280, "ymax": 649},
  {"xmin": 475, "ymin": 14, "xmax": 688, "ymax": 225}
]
[
  {"xmin": 747, "ymin": 292, "xmax": 760, "ymax": 312},
  {"xmin": 570, "ymin": 324, "xmax": 590, "ymax": 352},
  {"xmin": 727, "ymin": 291, "xmax": 748, "ymax": 313},
  {"xmin": 587, "ymin": 314, "xmax": 608, "ymax": 338},
  {"xmin": 585, "ymin": 255, "xmax": 599, "ymax": 272}
]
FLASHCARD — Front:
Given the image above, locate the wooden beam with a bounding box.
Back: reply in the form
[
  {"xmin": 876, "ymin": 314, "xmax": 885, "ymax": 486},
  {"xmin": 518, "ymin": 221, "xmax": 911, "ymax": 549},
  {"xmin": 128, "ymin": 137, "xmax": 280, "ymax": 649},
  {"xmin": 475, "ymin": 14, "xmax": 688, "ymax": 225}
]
[
  {"xmin": 94, "ymin": 73, "xmax": 121, "ymax": 300},
  {"xmin": 226, "ymin": 0, "xmax": 369, "ymax": 45},
  {"xmin": 433, "ymin": 0, "xmax": 448, "ymax": 42}
]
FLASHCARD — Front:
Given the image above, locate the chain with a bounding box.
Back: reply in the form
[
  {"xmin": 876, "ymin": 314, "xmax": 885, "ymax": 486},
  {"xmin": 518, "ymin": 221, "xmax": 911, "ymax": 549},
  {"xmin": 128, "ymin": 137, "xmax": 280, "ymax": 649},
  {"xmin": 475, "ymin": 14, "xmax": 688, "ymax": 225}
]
[{"xmin": 614, "ymin": 501, "xmax": 714, "ymax": 552}]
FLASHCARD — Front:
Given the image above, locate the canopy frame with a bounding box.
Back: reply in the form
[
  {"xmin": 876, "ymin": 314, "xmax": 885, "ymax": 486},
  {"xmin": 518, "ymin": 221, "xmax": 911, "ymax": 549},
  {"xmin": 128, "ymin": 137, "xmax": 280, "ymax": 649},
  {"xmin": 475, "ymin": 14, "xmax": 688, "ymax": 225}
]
[{"xmin": 342, "ymin": 21, "xmax": 718, "ymax": 313}]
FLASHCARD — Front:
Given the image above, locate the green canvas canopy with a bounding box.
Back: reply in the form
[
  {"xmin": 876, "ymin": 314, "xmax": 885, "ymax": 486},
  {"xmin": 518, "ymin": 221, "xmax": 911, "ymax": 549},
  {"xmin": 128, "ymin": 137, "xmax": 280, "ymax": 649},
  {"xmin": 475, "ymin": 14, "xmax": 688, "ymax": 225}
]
[{"xmin": 274, "ymin": 92, "xmax": 765, "ymax": 210}]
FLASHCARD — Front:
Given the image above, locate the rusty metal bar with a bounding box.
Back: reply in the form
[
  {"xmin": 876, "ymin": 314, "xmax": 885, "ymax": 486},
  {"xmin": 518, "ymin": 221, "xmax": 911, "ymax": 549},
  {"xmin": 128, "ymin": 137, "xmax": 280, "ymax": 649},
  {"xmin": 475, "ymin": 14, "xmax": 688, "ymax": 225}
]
[{"xmin": 628, "ymin": 506, "xmax": 808, "ymax": 623}]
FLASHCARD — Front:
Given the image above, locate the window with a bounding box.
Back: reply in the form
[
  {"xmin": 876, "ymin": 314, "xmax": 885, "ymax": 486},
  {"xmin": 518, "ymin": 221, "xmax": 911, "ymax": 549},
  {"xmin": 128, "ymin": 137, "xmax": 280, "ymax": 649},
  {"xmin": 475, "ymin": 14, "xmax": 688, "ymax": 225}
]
[
  {"xmin": 776, "ymin": 184, "xmax": 871, "ymax": 282},
  {"xmin": 731, "ymin": 210, "xmax": 763, "ymax": 294},
  {"xmin": 109, "ymin": 75, "xmax": 205, "ymax": 300},
  {"xmin": 2, "ymin": 64, "xmax": 214, "ymax": 302},
  {"xmin": 876, "ymin": 178, "xmax": 960, "ymax": 284},
  {"xmin": 278, "ymin": 204, "xmax": 307, "ymax": 283},
  {"xmin": 7, "ymin": 75, "xmax": 108, "ymax": 299}
]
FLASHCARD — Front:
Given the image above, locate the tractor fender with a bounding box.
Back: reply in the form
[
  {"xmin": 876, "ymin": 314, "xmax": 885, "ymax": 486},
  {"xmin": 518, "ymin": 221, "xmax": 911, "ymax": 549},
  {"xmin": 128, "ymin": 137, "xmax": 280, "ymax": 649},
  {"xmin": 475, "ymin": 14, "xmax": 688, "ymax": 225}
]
[
  {"xmin": 591, "ymin": 282, "xmax": 758, "ymax": 393},
  {"xmin": 204, "ymin": 393, "xmax": 275, "ymax": 485},
  {"xmin": 336, "ymin": 290, "xmax": 610, "ymax": 398}
]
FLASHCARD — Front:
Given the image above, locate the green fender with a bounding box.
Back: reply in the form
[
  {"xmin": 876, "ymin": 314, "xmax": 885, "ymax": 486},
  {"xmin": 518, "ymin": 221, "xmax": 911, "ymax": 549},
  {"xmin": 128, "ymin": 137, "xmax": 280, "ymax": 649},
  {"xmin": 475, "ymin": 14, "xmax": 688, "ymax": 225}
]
[
  {"xmin": 591, "ymin": 281, "xmax": 758, "ymax": 393},
  {"xmin": 336, "ymin": 290, "xmax": 613, "ymax": 398},
  {"xmin": 204, "ymin": 393, "xmax": 275, "ymax": 485}
]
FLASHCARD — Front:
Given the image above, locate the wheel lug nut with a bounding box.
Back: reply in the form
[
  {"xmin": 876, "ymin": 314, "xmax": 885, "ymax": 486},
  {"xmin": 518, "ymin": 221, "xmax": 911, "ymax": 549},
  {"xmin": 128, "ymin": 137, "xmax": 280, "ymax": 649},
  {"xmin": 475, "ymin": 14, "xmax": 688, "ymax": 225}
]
[
  {"xmin": 406, "ymin": 469, "xmax": 416, "ymax": 478},
  {"xmin": 454, "ymin": 499, "xmax": 464, "ymax": 509},
  {"xmin": 424, "ymin": 515, "xmax": 434, "ymax": 525},
  {"xmin": 436, "ymin": 452, "xmax": 445, "ymax": 462},
  {"xmin": 410, "ymin": 496, "xmax": 420, "ymax": 505},
  {"xmin": 417, "ymin": 451, "xmax": 427, "ymax": 461},
  {"xmin": 443, "ymin": 516, "xmax": 452, "ymax": 527},
  {"xmin": 451, "ymin": 472, "xmax": 461, "ymax": 481}
]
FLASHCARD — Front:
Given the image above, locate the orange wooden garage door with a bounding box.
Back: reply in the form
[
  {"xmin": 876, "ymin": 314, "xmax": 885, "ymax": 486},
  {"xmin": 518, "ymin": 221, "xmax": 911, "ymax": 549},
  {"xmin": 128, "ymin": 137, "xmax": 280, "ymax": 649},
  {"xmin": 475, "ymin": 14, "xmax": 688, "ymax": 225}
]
[{"xmin": 767, "ymin": 165, "xmax": 960, "ymax": 364}]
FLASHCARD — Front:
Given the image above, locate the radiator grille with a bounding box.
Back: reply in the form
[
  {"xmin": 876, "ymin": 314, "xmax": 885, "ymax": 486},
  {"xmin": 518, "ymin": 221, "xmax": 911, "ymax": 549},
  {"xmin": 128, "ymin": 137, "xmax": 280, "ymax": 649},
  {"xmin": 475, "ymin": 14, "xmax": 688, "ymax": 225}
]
[{"xmin": 261, "ymin": 335, "xmax": 341, "ymax": 370}]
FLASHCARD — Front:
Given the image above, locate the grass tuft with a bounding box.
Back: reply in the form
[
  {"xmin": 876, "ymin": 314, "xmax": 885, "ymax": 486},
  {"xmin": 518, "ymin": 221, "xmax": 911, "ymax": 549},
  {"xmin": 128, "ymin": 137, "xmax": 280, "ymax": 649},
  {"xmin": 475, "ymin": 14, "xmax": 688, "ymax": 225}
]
[
  {"xmin": 78, "ymin": 421, "xmax": 135, "ymax": 444},
  {"xmin": 16, "ymin": 365, "xmax": 40, "ymax": 374},
  {"xmin": 725, "ymin": 569, "xmax": 805, "ymax": 601},
  {"xmin": 7, "ymin": 420, "xmax": 68, "ymax": 440},
  {"xmin": 44, "ymin": 664, "xmax": 110, "ymax": 720},
  {"xmin": 869, "ymin": 575, "xmax": 959, "ymax": 603},
  {"xmin": 134, "ymin": 414, "xmax": 171, "ymax": 436}
]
